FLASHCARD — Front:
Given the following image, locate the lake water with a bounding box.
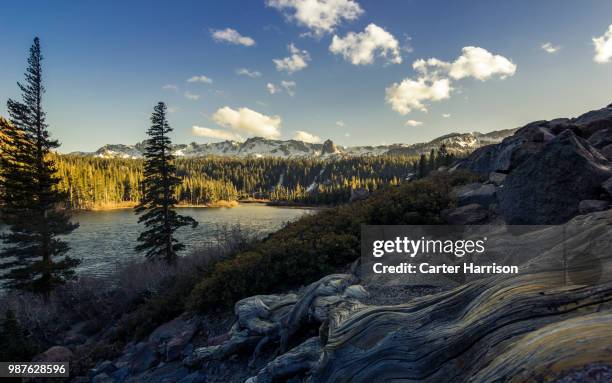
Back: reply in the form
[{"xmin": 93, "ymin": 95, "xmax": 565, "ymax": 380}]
[{"xmin": 0, "ymin": 204, "xmax": 313, "ymax": 278}]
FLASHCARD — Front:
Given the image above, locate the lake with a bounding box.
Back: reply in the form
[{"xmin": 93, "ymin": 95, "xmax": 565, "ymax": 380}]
[{"xmin": 0, "ymin": 204, "xmax": 313, "ymax": 278}]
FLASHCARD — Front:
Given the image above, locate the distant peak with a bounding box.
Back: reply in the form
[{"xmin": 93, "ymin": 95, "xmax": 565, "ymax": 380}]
[{"xmin": 321, "ymin": 139, "xmax": 338, "ymax": 155}]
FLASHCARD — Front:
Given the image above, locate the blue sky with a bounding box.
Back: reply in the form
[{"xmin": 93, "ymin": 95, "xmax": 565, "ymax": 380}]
[{"xmin": 2, "ymin": 0, "xmax": 612, "ymax": 152}]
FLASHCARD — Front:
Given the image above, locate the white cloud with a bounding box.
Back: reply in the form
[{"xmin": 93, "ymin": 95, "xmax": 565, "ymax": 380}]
[
  {"xmin": 168, "ymin": 106, "xmax": 180, "ymax": 113},
  {"xmin": 211, "ymin": 28, "xmax": 256, "ymax": 46},
  {"xmin": 541, "ymin": 42, "xmax": 561, "ymax": 54},
  {"xmin": 385, "ymin": 77, "xmax": 452, "ymax": 115},
  {"xmin": 336, "ymin": 120, "xmax": 345, "ymax": 127},
  {"xmin": 187, "ymin": 75, "xmax": 213, "ymax": 84},
  {"xmin": 184, "ymin": 91, "xmax": 201, "ymax": 100},
  {"xmin": 281, "ymin": 80, "xmax": 296, "ymax": 96},
  {"xmin": 404, "ymin": 119, "xmax": 423, "ymax": 127},
  {"xmin": 273, "ymin": 44, "xmax": 310, "ymax": 73},
  {"xmin": 192, "ymin": 126, "xmax": 243, "ymax": 141},
  {"xmin": 212, "ymin": 106, "xmax": 282, "ymax": 139},
  {"xmin": 448, "ymin": 46, "xmax": 516, "ymax": 80},
  {"xmin": 293, "ymin": 130, "xmax": 321, "ymax": 143},
  {"xmin": 442, "ymin": 113, "xmax": 451, "ymax": 118},
  {"xmin": 236, "ymin": 68, "xmax": 262, "ymax": 78},
  {"xmin": 386, "ymin": 47, "xmax": 516, "ymax": 115},
  {"xmin": 268, "ymin": 81, "xmax": 297, "ymax": 96},
  {"xmin": 266, "ymin": 0, "xmax": 363, "ymax": 36},
  {"xmin": 344, "ymin": 132, "xmax": 350, "ymax": 137},
  {"xmin": 593, "ymin": 25, "xmax": 612, "ymax": 63},
  {"xmin": 162, "ymin": 84, "xmax": 178, "ymax": 92},
  {"xmin": 267, "ymin": 83, "xmax": 280, "ymax": 94},
  {"xmin": 329, "ymin": 23, "xmax": 402, "ymax": 65}
]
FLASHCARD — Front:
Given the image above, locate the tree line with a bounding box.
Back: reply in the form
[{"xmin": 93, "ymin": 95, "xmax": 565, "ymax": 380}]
[{"xmin": 53, "ymin": 150, "xmax": 456, "ymax": 209}]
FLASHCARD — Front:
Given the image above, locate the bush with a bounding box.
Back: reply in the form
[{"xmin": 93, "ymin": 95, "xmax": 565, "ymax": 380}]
[
  {"xmin": 112, "ymin": 224, "xmax": 253, "ymax": 341},
  {"xmin": 187, "ymin": 170, "xmax": 480, "ymax": 311}
]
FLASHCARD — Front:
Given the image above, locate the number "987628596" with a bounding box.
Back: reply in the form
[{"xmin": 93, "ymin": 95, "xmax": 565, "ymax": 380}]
[{"xmin": 0, "ymin": 362, "xmax": 69, "ymax": 377}]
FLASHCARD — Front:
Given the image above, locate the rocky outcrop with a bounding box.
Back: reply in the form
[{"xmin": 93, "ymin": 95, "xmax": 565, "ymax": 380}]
[
  {"xmin": 498, "ymin": 130, "xmax": 611, "ymax": 224},
  {"xmin": 80, "ymin": 316, "xmax": 202, "ymax": 382},
  {"xmin": 458, "ymin": 103, "xmax": 612, "ymax": 178},
  {"xmin": 488, "ymin": 172, "xmax": 506, "ymax": 185},
  {"xmin": 308, "ymin": 212, "xmax": 612, "ymax": 382},
  {"xmin": 245, "ymin": 337, "xmax": 322, "ymax": 383},
  {"xmin": 457, "ymin": 121, "xmax": 554, "ymax": 175},
  {"xmin": 441, "ymin": 204, "xmax": 489, "ymax": 225},
  {"xmin": 453, "ymin": 103, "xmax": 612, "ymax": 225},
  {"xmin": 183, "ymin": 274, "xmax": 367, "ymax": 382},
  {"xmin": 451, "ymin": 182, "xmax": 497, "ymax": 208},
  {"xmin": 321, "ymin": 139, "xmax": 338, "ymax": 155},
  {"xmin": 603, "ymin": 177, "xmax": 612, "ymax": 197},
  {"xmin": 587, "ymin": 127, "xmax": 612, "ymax": 149},
  {"xmin": 33, "ymin": 345, "xmax": 74, "ymax": 363},
  {"xmin": 148, "ymin": 315, "xmax": 199, "ymax": 362},
  {"xmin": 579, "ymin": 199, "xmax": 610, "ymax": 214}
]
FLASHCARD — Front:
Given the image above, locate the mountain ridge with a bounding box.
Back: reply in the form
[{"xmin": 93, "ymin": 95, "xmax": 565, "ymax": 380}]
[{"xmin": 71, "ymin": 129, "xmax": 518, "ymax": 160}]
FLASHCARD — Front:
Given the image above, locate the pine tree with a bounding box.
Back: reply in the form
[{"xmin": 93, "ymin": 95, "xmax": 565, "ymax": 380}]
[
  {"xmin": 438, "ymin": 144, "xmax": 449, "ymax": 167},
  {"xmin": 418, "ymin": 153, "xmax": 427, "ymax": 178},
  {"xmin": 0, "ymin": 37, "xmax": 79, "ymax": 295},
  {"xmin": 135, "ymin": 102, "xmax": 198, "ymax": 263},
  {"xmin": 428, "ymin": 148, "xmax": 436, "ymax": 172}
]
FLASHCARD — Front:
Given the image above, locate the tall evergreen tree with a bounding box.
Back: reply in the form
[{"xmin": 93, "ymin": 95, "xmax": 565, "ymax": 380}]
[
  {"xmin": 0, "ymin": 37, "xmax": 79, "ymax": 295},
  {"xmin": 135, "ymin": 102, "xmax": 197, "ymax": 263}
]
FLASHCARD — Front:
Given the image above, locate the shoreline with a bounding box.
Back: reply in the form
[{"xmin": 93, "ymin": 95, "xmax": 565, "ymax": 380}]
[
  {"xmin": 74, "ymin": 200, "xmax": 324, "ymax": 212},
  {"xmin": 85, "ymin": 200, "xmax": 239, "ymax": 211}
]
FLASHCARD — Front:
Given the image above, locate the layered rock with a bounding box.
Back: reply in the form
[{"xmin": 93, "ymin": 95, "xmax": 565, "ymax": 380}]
[
  {"xmin": 183, "ymin": 274, "xmax": 368, "ymax": 382},
  {"xmin": 310, "ymin": 212, "xmax": 612, "ymax": 382},
  {"xmin": 164, "ymin": 211, "xmax": 612, "ymax": 383}
]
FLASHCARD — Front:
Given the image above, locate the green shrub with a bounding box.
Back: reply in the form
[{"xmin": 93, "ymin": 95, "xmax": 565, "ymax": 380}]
[{"xmin": 187, "ymin": 171, "xmax": 480, "ymax": 311}]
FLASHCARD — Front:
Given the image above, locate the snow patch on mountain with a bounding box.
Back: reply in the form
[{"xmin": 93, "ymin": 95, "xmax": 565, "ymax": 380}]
[{"xmin": 77, "ymin": 129, "xmax": 517, "ymax": 160}]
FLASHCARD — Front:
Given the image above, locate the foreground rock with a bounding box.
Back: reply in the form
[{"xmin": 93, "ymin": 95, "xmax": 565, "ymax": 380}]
[
  {"xmin": 156, "ymin": 210, "xmax": 612, "ymax": 383},
  {"xmin": 184, "ymin": 274, "xmax": 367, "ymax": 382},
  {"xmin": 311, "ymin": 211, "xmax": 612, "ymax": 382}
]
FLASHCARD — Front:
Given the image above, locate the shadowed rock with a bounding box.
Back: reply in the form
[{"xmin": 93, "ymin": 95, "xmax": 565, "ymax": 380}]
[
  {"xmin": 441, "ymin": 204, "xmax": 488, "ymax": 225},
  {"xmin": 579, "ymin": 200, "xmax": 609, "ymax": 214},
  {"xmin": 452, "ymin": 183, "xmax": 497, "ymax": 207},
  {"xmin": 499, "ymin": 130, "xmax": 611, "ymax": 224}
]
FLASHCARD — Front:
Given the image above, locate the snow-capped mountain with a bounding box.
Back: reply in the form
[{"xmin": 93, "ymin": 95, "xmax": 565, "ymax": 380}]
[{"xmin": 77, "ymin": 129, "xmax": 517, "ymax": 160}]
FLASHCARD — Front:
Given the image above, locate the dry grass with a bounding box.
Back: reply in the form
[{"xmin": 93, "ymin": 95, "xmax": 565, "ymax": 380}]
[{"xmin": 0, "ymin": 223, "xmax": 254, "ymax": 350}]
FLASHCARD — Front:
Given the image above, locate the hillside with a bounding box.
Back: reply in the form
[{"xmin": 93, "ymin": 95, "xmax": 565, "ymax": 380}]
[{"xmin": 74, "ymin": 130, "xmax": 517, "ymax": 160}]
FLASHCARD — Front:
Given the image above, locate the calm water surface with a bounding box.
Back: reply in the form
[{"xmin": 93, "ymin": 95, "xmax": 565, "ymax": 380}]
[{"xmin": 0, "ymin": 204, "xmax": 313, "ymax": 277}]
